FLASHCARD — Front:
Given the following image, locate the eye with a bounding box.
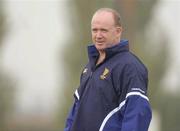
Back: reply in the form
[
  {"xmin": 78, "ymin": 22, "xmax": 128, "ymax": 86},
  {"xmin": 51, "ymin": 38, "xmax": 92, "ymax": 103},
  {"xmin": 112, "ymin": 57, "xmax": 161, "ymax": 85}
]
[
  {"xmin": 92, "ymin": 28, "xmax": 97, "ymax": 33},
  {"xmin": 101, "ymin": 29, "xmax": 108, "ymax": 33}
]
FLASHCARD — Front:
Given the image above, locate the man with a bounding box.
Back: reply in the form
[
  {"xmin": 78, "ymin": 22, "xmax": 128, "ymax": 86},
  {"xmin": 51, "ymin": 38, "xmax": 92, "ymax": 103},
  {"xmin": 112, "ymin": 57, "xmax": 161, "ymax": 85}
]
[{"xmin": 64, "ymin": 8, "xmax": 152, "ymax": 131}]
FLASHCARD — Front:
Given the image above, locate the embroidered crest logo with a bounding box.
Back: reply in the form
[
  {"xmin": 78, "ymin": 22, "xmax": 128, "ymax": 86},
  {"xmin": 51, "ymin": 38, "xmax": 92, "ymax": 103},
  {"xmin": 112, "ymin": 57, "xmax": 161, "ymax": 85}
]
[{"xmin": 100, "ymin": 68, "xmax": 109, "ymax": 80}]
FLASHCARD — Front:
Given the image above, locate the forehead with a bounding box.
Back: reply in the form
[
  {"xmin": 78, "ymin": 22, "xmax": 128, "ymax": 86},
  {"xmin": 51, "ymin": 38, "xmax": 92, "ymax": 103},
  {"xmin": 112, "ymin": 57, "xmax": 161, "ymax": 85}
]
[{"xmin": 91, "ymin": 11, "xmax": 115, "ymax": 28}]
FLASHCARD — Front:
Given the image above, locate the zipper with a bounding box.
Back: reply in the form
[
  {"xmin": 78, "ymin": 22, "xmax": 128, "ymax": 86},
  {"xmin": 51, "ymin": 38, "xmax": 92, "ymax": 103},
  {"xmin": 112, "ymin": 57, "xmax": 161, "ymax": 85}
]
[{"xmin": 79, "ymin": 70, "xmax": 94, "ymax": 100}]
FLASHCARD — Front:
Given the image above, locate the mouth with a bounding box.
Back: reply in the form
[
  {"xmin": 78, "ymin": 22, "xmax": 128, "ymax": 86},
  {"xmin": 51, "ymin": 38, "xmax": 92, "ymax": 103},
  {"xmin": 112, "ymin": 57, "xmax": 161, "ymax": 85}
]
[{"xmin": 96, "ymin": 41, "xmax": 104, "ymax": 44}]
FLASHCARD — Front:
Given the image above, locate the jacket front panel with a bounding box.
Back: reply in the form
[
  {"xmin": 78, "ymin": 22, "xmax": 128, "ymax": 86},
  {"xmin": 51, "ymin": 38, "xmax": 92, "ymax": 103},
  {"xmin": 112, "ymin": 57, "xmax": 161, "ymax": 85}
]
[{"xmin": 72, "ymin": 56, "xmax": 121, "ymax": 131}]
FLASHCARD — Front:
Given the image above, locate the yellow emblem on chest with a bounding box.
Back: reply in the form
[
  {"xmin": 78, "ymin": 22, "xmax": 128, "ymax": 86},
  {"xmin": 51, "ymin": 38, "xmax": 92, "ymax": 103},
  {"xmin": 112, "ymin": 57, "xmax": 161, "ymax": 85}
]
[{"xmin": 100, "ymin": 68, "xmax": 109, "ymax": 80}]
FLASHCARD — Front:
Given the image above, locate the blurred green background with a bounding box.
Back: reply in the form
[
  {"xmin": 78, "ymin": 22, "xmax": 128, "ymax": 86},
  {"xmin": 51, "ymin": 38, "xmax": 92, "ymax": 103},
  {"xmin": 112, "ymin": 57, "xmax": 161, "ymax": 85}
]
[{"xmin": 0, "ymin": 0, "xmax": 180, "ymax": 131}]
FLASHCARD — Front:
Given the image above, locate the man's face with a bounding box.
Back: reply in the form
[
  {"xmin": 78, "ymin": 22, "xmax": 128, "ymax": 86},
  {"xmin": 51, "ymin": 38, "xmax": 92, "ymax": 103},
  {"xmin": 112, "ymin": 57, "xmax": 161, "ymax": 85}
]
[{"xmin": 91, "ymin": 11, "xmax": 122, "ymax": 52}]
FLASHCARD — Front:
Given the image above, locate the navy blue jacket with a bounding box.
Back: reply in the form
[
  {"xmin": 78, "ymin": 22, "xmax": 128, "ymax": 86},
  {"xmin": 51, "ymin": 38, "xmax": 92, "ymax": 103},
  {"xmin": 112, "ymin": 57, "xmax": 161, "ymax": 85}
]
[{"xmin": 64, "ymin": 40, "xmax": 152, "ymax": 131}]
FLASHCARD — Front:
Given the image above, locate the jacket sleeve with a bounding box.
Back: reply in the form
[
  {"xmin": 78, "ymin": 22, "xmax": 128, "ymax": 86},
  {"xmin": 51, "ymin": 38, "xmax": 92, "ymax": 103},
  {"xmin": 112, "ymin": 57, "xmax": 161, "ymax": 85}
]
[
  {"xmin": 120, "ymin": 63, "xmax": 152, "ymax": 131},
  {"xmin": 121, "ymin": 94, "xmax": 152, "ymax": 131},
  {"xmin": 64, "ymin": 89, "xmax": 79, "ymax": 131}
]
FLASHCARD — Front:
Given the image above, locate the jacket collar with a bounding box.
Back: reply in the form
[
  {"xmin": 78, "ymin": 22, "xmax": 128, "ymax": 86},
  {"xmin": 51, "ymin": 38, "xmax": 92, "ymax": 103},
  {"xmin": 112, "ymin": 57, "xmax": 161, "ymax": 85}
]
[{"xmin": 87, "ymin": 39, "xmax": 129, "ymax": 69}]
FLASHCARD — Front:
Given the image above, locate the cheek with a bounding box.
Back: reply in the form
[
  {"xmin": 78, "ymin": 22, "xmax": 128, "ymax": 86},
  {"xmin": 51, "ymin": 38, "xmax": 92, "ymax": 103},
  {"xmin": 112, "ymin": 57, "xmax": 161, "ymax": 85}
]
[
  {"xmin": 91, "ymin": 34, "xmax": 95, "ymax": 40},
  {"xmin": 111, "ymin": 32, "xmax": 118, "ymax": 39},
  {"xmin": 106, "ymin": 33, "xmax": 114, "ymax": 41}
]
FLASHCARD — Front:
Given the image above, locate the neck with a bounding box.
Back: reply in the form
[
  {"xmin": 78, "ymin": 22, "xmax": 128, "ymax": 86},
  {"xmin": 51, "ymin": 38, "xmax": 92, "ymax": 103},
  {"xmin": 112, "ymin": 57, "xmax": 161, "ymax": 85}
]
[{"xmin": 96, "ymin": 51, "xmax": 106, "ymax": 65}]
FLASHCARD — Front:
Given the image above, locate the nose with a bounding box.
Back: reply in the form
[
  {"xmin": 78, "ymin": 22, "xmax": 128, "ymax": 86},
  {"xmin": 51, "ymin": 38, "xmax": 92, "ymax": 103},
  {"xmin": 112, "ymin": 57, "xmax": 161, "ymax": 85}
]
[{"xmin": 96, "ymin": 31, "xmax": 103, "ymax": 38}]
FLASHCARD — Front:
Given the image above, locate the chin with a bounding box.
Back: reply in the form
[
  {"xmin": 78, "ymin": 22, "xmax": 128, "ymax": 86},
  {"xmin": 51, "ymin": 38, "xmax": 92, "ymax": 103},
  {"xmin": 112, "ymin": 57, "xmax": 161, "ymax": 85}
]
[{"xmin": 95, "ymin": 45, "xmax": 105, "ymax": 51}]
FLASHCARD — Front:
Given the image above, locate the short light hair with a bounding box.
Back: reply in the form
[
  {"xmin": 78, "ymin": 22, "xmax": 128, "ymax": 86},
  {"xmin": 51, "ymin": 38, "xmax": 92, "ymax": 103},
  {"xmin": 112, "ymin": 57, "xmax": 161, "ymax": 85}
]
[{"xmin": 94, "ymin": 8, "xmax": 122, "ymax": 27}]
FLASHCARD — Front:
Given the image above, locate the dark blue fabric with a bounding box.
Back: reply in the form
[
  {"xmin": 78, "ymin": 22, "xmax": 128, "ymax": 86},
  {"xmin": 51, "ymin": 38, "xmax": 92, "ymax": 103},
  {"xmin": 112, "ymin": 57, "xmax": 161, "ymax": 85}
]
[
  {"xmin": 103, "ymin": 96, "xmax": 152, "ymax": 131},
  {"xmin": 64, "ymin": 99, "xmax": 79, "ymax": 131},
  {"xmin": 64, "ymin": 39, "xmax": 152, "ymax": 131},
  {"xmin": 121, "ymin": 96, "xmax": 152, "ymax": 131}
]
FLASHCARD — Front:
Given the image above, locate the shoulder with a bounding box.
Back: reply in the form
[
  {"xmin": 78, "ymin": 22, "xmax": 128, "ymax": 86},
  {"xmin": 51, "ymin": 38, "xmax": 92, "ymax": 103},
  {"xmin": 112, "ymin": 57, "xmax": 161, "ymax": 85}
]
[{"xmin": 113, "ymin": 52, "xmax": 148, "ymax": 76}]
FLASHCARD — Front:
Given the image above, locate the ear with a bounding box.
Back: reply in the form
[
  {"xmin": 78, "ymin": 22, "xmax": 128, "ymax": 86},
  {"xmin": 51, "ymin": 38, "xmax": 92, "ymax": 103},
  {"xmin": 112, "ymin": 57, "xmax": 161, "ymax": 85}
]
[{"xmin": 116, "ymin": 26, "xmax": 122, "ymax": 37}]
